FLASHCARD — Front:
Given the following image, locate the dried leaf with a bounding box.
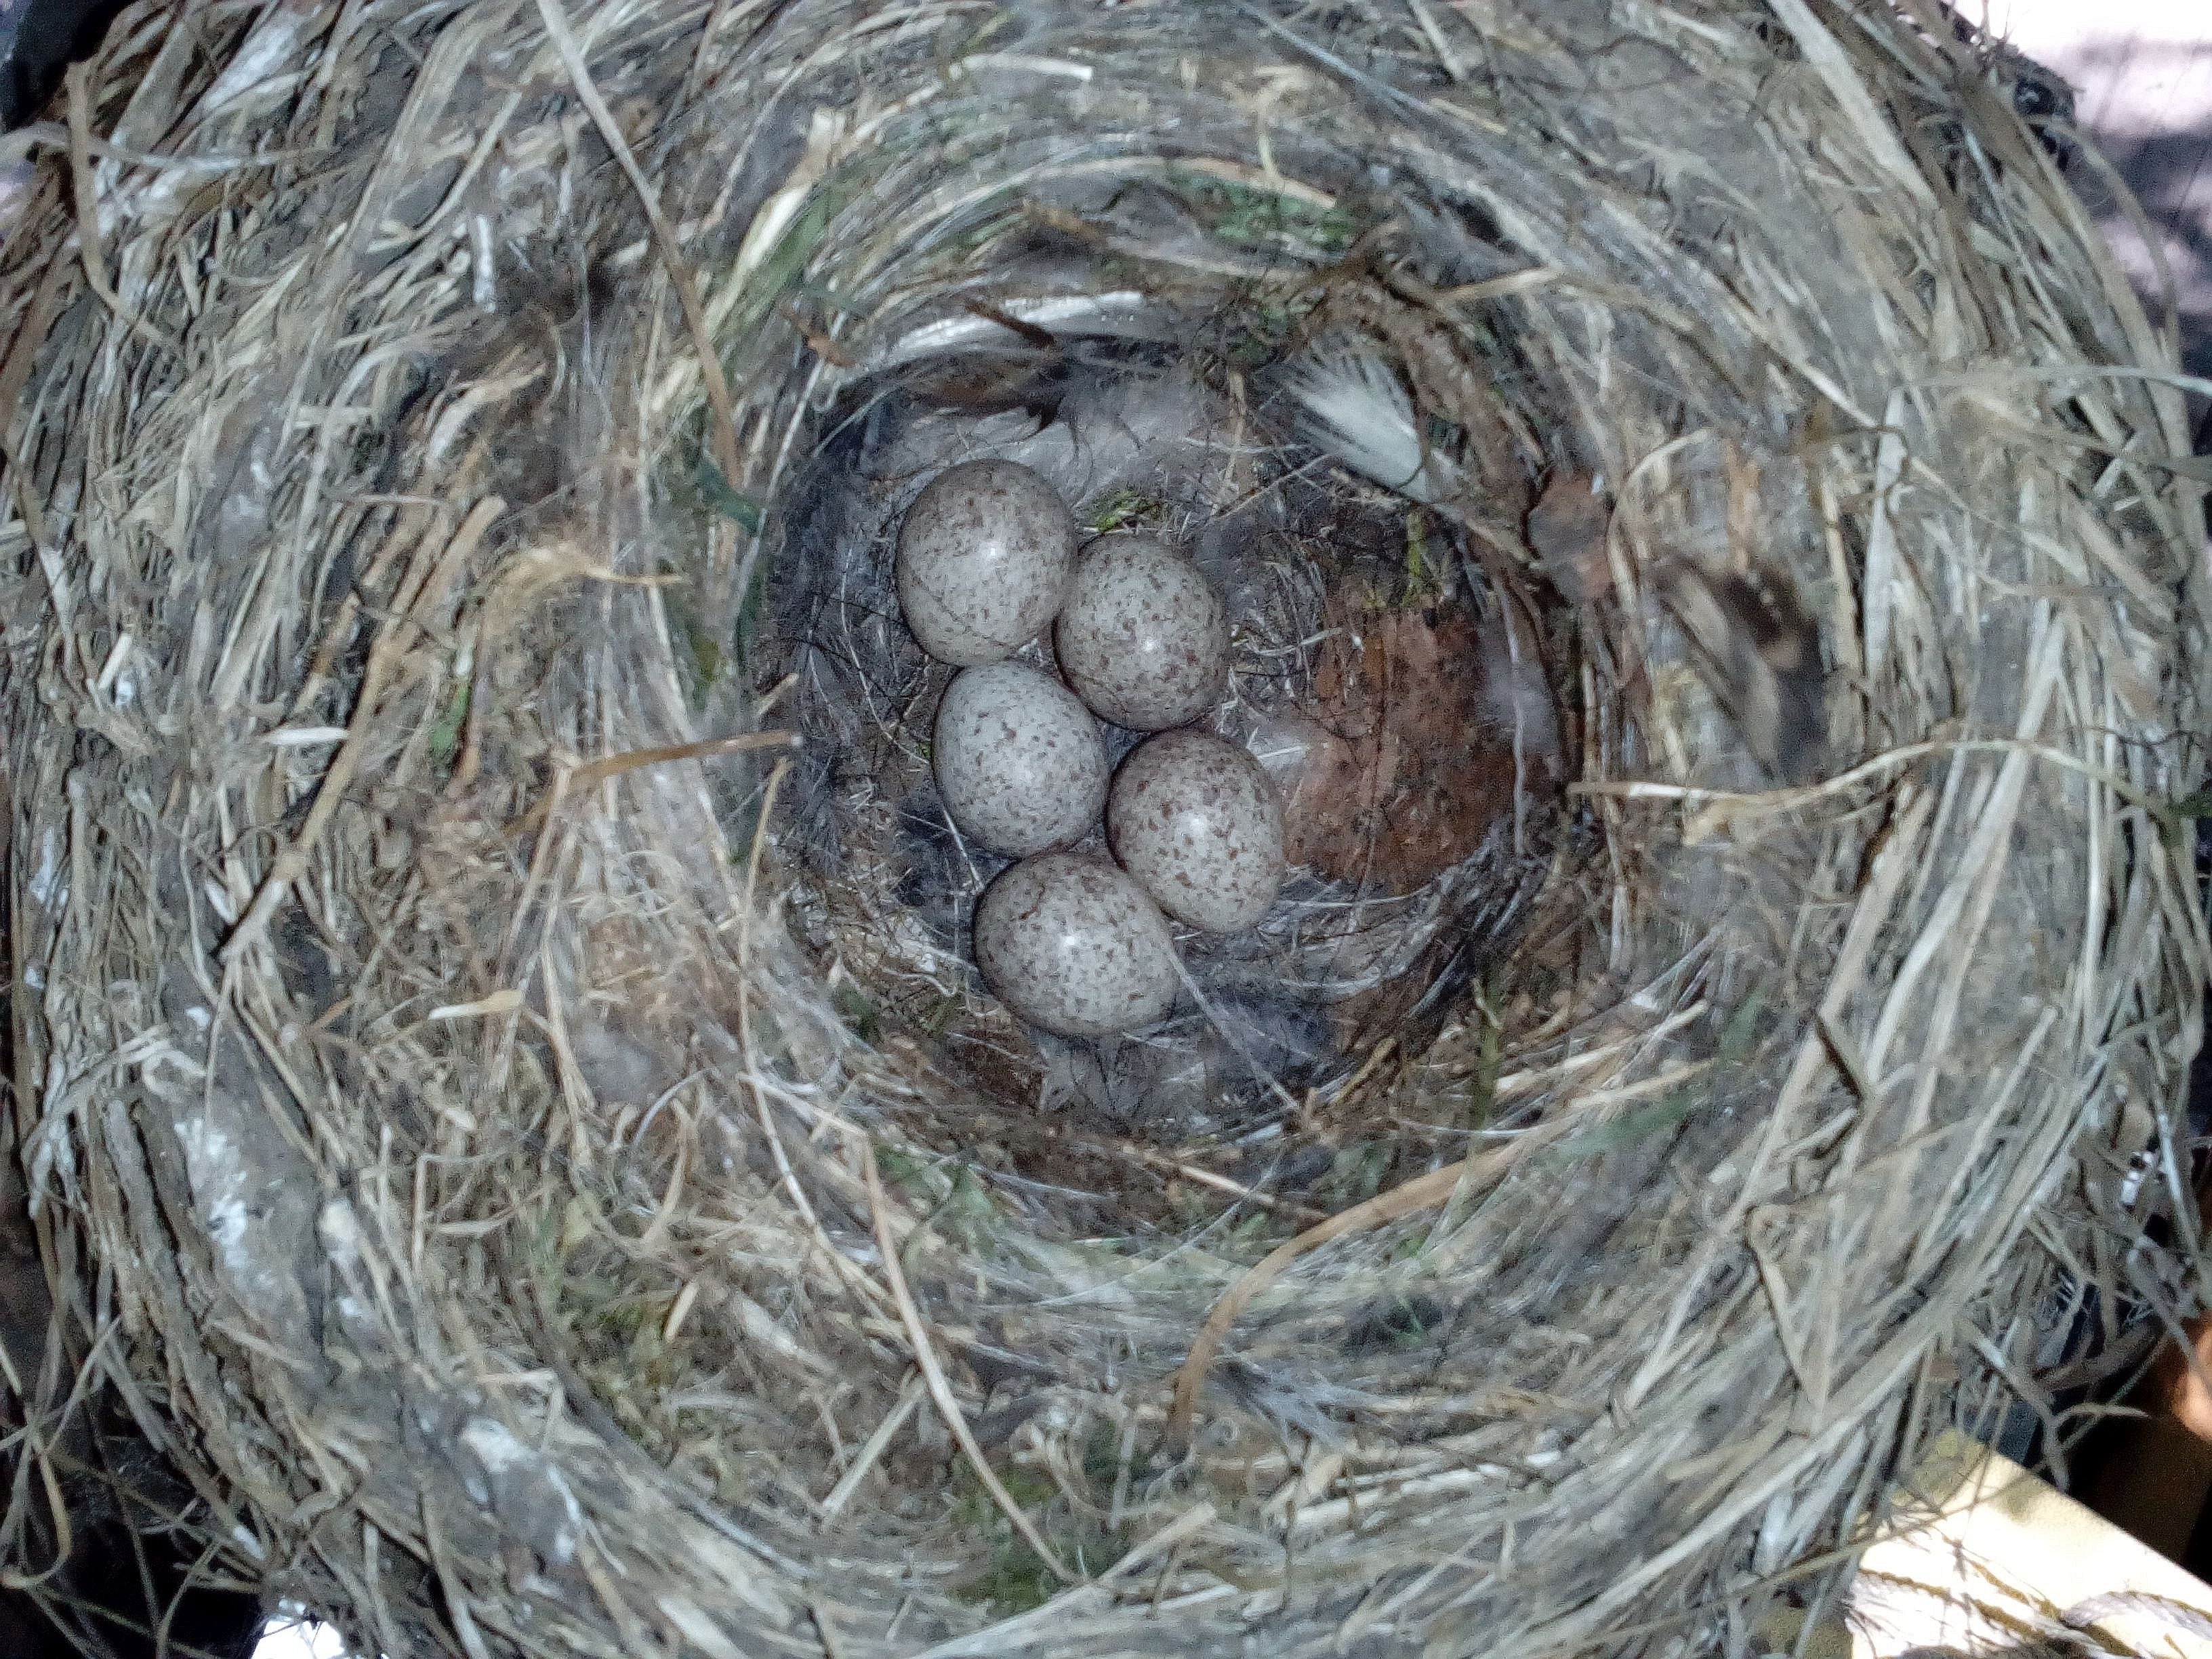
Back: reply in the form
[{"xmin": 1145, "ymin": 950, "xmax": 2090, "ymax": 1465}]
[{"xmin": 1282, "ymin": 602, "xmax": 1519, "ymax": 893}]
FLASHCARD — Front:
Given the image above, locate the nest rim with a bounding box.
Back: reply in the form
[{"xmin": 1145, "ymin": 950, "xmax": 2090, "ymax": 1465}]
[{"xmin": 1, "ymin": 0, "xmax": 2206, "ymax": 1655}]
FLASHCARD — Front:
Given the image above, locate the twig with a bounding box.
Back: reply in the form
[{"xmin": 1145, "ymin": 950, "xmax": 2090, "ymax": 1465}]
[
  {"xmin": 506, "ymin": 731, "xmax": 800, "ymax": 838},
  {"xmin": 62, "ymin": 66, "xmax": 176, "ymax": 358},
  {"xmin": 1169, "ymin": 1143, "xmax": 1525, "ymax": 1441},
  {"xmin": 862, "ymin": 1142, "xmax": 1080, "ymax": 1584},
  {"xmin": 1569, "ymin": 737, "xmax": 2160, "ymax": 822},
  {"xmin": 221, "ymin": 497, "xmax": 506, "ymax": 968},
  {"xmin": 819, "ymin": 1372, "xmax": 926, "ymax": 1519},
  {"xmin": 1098, "ymin": 1144, "xmax": 1328, "ymax": 1224},
  {"xmin": 0, "ymin": 258, "xmax": 74, "ymax": 462},
  {"xmin": 533, "ymin": 0, "xmax": 743, "ymax": 485}
]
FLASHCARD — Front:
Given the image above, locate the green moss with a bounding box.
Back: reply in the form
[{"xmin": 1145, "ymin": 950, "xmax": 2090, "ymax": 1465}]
[
  {"xmin": 1168, "ymin": 169, "xmax": 1358, "ymax": 258},
  {"xmin": 1402, "ymin": 509, "xmax": 1444, "ymax": 609},
  {"xmin": 1717, "ymin": 989, "xmax": 1767, "ymax": 1067},
  {"xmin": 1002, "ymin": 1465, "xmax": 1057, "ymax": 1509},
  {"xmin": 1078, "ymin": 1420, "xmax": 1125, "ymax": 1494},
  {"xmin": 2169, "ymin": 787, "xmax": 2212, "ymax": 821},
  {"xmin": 557, "ymin": 1271, "xmax": 710, "ymax": 1465},
  {"xmin": 728, "ymin": 186, "xmax": 849, "ymax": 337},
  {"xmin": 426, "ymin": 680, "xmax": 470, "ymax": 771},
  {"xmin": 876, "ymin": 1143, "xmax": 944, "ymax": 1198},
  {"xmin": 1223, "ymin": 1208, "xmax": 1280, "ymax": 1250},
  {"xmin": 975, "ymin": 1543, "xmax": 1057, "ymax": 1616},
  {"xmin": 904, "ymin": 1164, "xmax": 1001, "ymax": 1264},
  {"xmin": 1214, "ymin": 286, "xmax": 1322, "ymax": 370},
  {"xmin": 920, "ymin": 994, "xmax": 960, "ymax": 1040},
  {"xmin": 1371, "ymin": 1292, "xmax": 1439, "ymax": 1345},
  {"xmin": 585, "ymin": 1292, "xmax": 647, "ymax": 1341},
  {"xmin": 731, "ymin": 537, "xmax": 772, "ymax": 674},
  {"xmin": 693, "ymin": 456, "xmax": 764, "ymax": 532},
  {"xmin": 1322, "ymin": 1141, "xmax": 1393, "ymax": 1207},
  {"xmin": 1544, "ymin": 1089, "xmax": 1701, "ymax": 1166},
  {"xmin": 658, "ymin": 559, "xmax": 722, "ymax": 705},
  {"xmin": 832, "ymin": 982, "xmax": 880, "ymax": 1043},
  {"xmin": 949, "ymin": 1461, "xmax": 1123, "ymax": 1616},
  {"xmin": 1086, "ymin": 488, "xmax": 1160, "ymax": 533}
]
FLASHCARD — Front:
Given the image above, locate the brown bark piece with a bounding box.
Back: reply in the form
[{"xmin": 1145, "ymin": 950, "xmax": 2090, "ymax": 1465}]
[
  {"xmin": 1282, "ymin": 602, "xmax": 1519, "ymax": 893},
  {"xmin": 1525, "ymin": 471, "xmax": 1612, "ymax": 605}
]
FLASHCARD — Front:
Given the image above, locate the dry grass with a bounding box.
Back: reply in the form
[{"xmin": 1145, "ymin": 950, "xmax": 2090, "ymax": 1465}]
[{"xmin": 0, "ymin": 0, "xmax": 2205, "ymax": 1655}]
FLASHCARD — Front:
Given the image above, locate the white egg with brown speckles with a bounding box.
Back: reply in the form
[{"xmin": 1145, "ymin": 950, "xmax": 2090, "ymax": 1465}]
[
  {"xmin": 1107, "ymin": 729, "xmax": 1286, "ymax": 933},
  {"xmin": 897, "ymin": 460, "xmax": 1076, "ymax": 665},
  {"xmin": 973, "ymin": 853, "xmax": 1179, "ymax": 1036},
  {"xmin": 933, "ymin": 664, "xmax": 1107, "ymax": 857},
  {"xmin": 1055, "ymin": 535, "xmax": 1229, "ymax": 729}
]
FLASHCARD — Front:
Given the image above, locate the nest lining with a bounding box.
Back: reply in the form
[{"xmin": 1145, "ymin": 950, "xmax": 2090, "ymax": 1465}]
[
  {"xmin": 0, "ymin": 0, "xmax": 2206, "ymax": 1656},
  {"xmin": 769, "ymin": 325, "xmax": 1570, "ymax": 1163}
]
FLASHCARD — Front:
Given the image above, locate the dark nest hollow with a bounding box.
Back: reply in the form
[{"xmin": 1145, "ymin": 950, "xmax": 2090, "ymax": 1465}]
[{"xmin": 0, "ymin": 0, "xmax": 2207, "ymax": 1655}]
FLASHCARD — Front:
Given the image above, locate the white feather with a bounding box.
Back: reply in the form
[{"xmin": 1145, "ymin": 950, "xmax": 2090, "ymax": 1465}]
[
  {"xmin": 1286, "ymin": 352, "xmax": 1463, "ymax": 504},
  {"xmin": 870, "ymin": 292, "xmax": 1165, "ymax": 371}
]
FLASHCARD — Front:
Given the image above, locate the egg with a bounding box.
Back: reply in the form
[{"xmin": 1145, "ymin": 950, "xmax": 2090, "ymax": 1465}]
[
  {"xmin": 1107, "ymin": 729, "xmax": 1286, "ymax": 933},
  {"xmin": 972, "ymin": 853, "xmax": 1179, "ymax": 1036},
  {"xmin": 896, "ymin": 460, "xmax": 1076, "ymax": 665},
  {"xmin": 1055, "ymin": 535, "xmax": 1229, "ymax": 729},
  {"xmin": 933, "ymin": 664, "xmax": 1108, "ymax": 857}
]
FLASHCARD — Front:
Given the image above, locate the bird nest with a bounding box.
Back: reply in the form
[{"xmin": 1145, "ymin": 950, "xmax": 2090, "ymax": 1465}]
[{"xmin": 3, "ymin": 0, "xmax": 2208, "ymax": 1654}]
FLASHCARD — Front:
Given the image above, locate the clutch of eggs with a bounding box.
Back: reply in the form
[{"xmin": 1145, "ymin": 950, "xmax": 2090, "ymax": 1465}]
[{"xmin": 890, "ymin": 460, "xmax": 1288, "ymax": 1038}]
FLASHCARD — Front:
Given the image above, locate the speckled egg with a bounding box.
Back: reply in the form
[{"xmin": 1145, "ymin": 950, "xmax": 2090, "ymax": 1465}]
[
  {"xmin": 1107, "ymin": 729, "xmax": 1286, "ymax": 933},
  {"xmin": 1055, "ymin": 535, "xmax": 1229, "ymax": 730},
  {"xmin": 972, "ymin": 853, "xmax": 1180, "ymax": 1037},
  {"xmin": 933, "ymin": 664, "xmax": 1108, "ymax": 857},
  {"xmin": 896, "ymin": 460, "xmax": 1076, "ymax": 666}
]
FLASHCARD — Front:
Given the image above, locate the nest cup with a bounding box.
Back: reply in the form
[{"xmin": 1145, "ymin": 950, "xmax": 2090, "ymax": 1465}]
[{"xmin": 3, "ymin": 1, "xmax": 2208, "ymax": 1654}]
